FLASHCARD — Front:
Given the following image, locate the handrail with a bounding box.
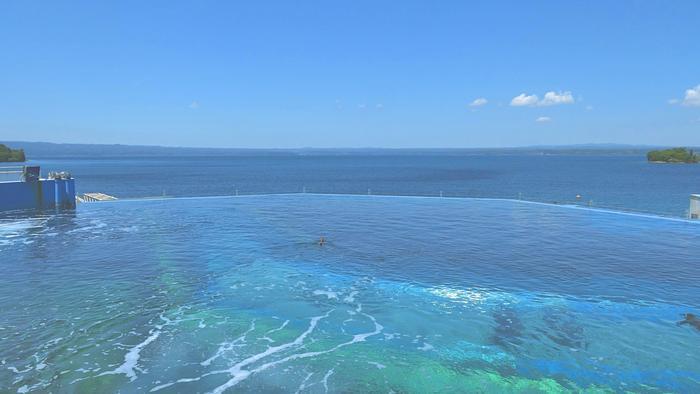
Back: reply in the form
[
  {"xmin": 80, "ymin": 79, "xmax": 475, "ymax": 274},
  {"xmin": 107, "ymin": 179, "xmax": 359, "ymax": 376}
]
[{"xmin": 0, "ymin": 166, "xmax": 27, "ymax": 182}]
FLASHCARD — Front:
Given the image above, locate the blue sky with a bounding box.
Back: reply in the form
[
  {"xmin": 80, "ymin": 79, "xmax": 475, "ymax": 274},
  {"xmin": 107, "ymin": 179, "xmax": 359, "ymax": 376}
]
[{"xmin": 1, "ymin": 1, "xmax": 699, "ymax": 148}]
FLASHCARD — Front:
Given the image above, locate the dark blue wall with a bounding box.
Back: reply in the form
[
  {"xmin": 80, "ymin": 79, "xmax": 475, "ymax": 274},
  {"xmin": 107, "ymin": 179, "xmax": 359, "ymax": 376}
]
[{"xmin": 0, "ymin": 179, "xmax": 76, "ymax": 210}]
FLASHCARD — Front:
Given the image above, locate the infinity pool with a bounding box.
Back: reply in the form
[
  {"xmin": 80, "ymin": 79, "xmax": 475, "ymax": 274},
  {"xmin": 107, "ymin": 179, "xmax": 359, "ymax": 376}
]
[{"xmin": 1, "ymin": 194, "xmax": 699, "ymax": 392}]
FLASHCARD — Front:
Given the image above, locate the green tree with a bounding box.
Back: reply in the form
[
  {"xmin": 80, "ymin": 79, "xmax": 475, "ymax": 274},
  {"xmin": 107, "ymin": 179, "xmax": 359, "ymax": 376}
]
[
  {"xmin": 0, "ymin": 144, "xmax": 26, "ymax": 162},
  {"xmin": 647, "ymin": 147, "xmax": 698, "ymax": 163}
]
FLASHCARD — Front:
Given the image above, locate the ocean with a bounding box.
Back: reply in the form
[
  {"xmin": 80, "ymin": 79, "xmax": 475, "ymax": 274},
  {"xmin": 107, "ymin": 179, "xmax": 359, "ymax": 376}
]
[
  {"xmin": 2, "ymin": 153, "xmax": 700, "ymax": 393},
  {"xmin": 26, "ymin": 153, "xmax": 700, "ymax": 217}
]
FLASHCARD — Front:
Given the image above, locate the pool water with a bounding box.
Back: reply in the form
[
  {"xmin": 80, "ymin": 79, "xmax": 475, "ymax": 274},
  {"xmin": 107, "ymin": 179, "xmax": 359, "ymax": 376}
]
[{"xmin": 1, "ymin": 194, "xmax": 699, "ymax": 393}]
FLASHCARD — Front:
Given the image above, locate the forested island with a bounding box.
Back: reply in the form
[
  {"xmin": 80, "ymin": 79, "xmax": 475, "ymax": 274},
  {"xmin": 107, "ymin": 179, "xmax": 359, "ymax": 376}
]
[
  {"xmin": 0, "ymin": 144, "xmax": 26, "ymax": 162},
  {"xmin": 647, "ymin": 147, "xmax": 698, "ymax": 163}
]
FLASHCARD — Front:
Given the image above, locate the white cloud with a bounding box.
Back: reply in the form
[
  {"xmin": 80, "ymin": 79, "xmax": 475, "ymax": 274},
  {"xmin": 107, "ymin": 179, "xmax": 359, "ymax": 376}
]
[
  {"xmin": 535, "ymin": 116, "xmax": 552, "ymax": 122},
  {"xmin": 510, "ymin": 91, "xmax": 575, "ymax": 107},
  {"xmin": 189, "ymin": 100, "xmax": 200, "ymax": 109},
  {"xmin": 668, "ymin": 98, "xmax": 679, "ymax": 105},
  {"xmin": 682, "ymin": 85, "xmax": 700, "ymax": 106},
  {"xmin": 585, "ymin": 105, "xmax": 594, "ymax": 111},
  {"xmin": 539, "ymin": 91, "xmax": 574, "ymax": 106},
  {"xmin": 469, "ymin": 97, "xmax": 488, "ymax": 107},
  {"xmin": 510, "ymin": 93, "xmax": 539, "ymax": 107},
  {"xmin": 376, "ymin": 103, "xmax": 384, "ymax": 109}
]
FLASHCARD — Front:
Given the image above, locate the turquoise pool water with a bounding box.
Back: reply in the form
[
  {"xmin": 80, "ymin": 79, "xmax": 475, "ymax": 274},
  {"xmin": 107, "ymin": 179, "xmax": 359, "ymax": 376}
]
[{"xmin": 1, "ymin": 194, "xmax": 699, "ymax": 392}]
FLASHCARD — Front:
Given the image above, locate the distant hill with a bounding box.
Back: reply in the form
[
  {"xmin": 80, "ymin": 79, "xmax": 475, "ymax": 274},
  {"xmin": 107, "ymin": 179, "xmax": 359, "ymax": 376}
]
[
  {"xmin": 0, "ymin": 140, "xmax": 681, "ymax": 159},
  {"xmin": 0, "ymin": 144, "xmax": 26, "ymax": 162},
  {"xmin": 0, "ymin": 141, "xmax": 296, "ymax": 158}
]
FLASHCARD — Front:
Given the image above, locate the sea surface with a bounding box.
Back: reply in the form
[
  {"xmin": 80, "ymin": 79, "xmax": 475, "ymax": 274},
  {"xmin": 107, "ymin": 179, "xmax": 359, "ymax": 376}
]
[
  {"xmin": 2, "ymin": 154, "xmax": 700, "ymax": 392},
  {"xmin": 1, "ymin": 194, "xmax": 699, "ymax": 393},
  {"xmin": 19, "ymin": 153, "xmax": 700, "ymax": 217}
]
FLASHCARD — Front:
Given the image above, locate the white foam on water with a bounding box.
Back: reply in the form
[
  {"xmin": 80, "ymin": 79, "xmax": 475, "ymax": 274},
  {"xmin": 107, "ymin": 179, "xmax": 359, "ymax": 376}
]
[
  {"xmin": 42, "ymin": 337, "xmax": 63, "ymax": 349},
  {"xmin": 150, "ymin": 376, "xmax": 208, "ymax": 392},
  {"xmin": 418, "ymin": 342, "xmax": 434, "ymax": 351},
  {"xmin": 15, "ymin": 380, "xmax": 50, "ymax": 393},
  {"xmin": 201, "ymin": 320, "xmax": 256, "ymax": 367},
  {"xmin": 0, "ymin": 218, "xmax": 46, "ymax": 232},
  {"xmin": 7, "ymin": 366, "xmax": 32, "ymax": 374},
  {"xmin": 210, "ymin": 312, "xmax": 383, "ymax": 393},
  {"xmin": 97, "ymin": 329, "xmax": 160, "ymax": 381},
  {"xmin": 313, "ymin": 290, "xmax": 338, "ymax": 300},
  {"xmin": 153, "ymin": 314, "xmax": 329, "ymax": 392},
  {"xmin": 207, "ymin": 311, "xmax": 332, "ymax": 394},
  {"xmin": 294, "ymin": 372, "xmax": 314, "ymax": 394},
  {"xmin": 266, "ymin": 320, "xmax": 289, "ymax": 335},
  {"xmin": 0, "ymin": 218, "xmax": 48, "ymax": 248},
  {"xmin": 67, "ymin": 219, "xmax": 107, "ymax": 234},
  {"xmin": 90, "ymin": 312, "xmax": 182, "ymax": 383},
  {"xmin": 343, "ymin": 291, "xmax": 358, "ymax": 303},
  {"xmin": 368, "ymin": 361, "xmax": 386, "ymax": 369},
  {"xmin": 152, "ymin": 305, "xmax": 382, "ymax": 393},
  {"xmin": 322, "ymin": 368, "xmax": 334, "ymax": 392}
]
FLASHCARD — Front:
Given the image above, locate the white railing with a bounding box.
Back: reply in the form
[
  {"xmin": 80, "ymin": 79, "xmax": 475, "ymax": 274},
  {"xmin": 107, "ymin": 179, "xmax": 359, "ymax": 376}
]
[{"xmin": 0, "ymin": 166, "xmax": 24, "ymax": 183}]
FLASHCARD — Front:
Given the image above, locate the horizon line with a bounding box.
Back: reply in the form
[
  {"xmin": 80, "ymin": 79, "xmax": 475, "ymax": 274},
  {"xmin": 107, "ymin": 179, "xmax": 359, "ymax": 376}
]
[{"xmin": 2, "ymin": 140, "xmax": 683, "ymax": 151}]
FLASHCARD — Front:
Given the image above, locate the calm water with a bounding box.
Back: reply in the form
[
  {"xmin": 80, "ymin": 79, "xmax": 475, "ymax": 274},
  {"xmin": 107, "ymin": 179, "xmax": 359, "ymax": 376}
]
[
  {"xmin": 27, "ymin": 154, "xmax": 700, "ymax": 217},
  {"xmin": 1, "ymin": 194, "xmax": 699, "ymax": 393}
]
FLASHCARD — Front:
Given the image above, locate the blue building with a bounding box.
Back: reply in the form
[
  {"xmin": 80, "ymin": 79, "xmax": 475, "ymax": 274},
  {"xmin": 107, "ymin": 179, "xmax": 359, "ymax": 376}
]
[{"xmin": 0, "ymin": 166, "xmax": 76, "ymax": 211}]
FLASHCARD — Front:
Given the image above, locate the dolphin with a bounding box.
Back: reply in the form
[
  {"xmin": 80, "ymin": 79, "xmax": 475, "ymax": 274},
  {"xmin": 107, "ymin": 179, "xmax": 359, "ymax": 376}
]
[{"xmin": 678, "ymin": 313, "xmax": 700, "ymax": 331}]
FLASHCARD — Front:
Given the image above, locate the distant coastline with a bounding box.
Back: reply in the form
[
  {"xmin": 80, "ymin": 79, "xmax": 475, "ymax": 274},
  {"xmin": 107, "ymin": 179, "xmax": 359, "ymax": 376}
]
[{"xmin": 1, "ymin": 140, "xmax": 688, "ymax": 159}]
